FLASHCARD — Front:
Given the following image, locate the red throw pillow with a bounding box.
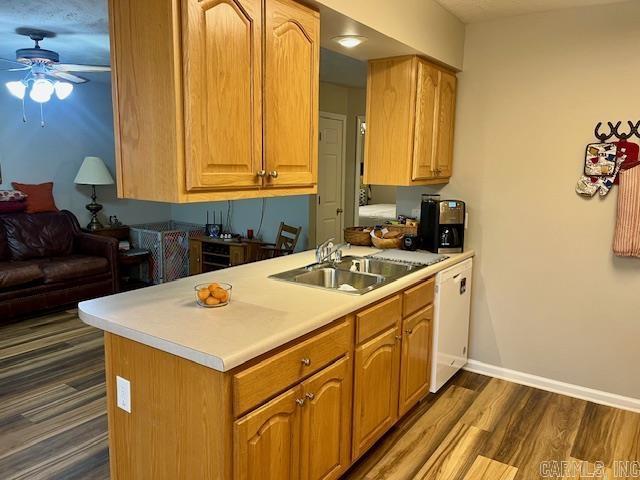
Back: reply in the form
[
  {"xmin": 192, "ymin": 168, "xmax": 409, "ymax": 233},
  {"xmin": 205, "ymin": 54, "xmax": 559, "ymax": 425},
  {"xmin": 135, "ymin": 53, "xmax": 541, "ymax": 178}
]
[{"xmin": 11, "ymin": 182, "xmax": 58, "ymax": 213}]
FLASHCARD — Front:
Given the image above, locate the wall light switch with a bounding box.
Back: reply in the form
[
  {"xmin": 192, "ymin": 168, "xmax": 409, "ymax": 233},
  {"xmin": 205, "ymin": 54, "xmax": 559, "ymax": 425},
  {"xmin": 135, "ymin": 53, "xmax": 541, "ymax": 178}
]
[{"xmin": 116, "ymin": 375, "xmax": 131, "ymax": 413}]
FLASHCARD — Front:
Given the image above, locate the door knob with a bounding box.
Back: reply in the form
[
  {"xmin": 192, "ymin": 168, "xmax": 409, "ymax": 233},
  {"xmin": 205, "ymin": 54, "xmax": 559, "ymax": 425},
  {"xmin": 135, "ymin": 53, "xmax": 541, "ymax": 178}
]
[
  {"xmin": 336, "ymin": 208, "xmax": 344, "ymax": 215},
  {"xmin": 257, "ymin": 170, "xmax": 266, "ymax": 178},
  {"xmin": 269, "ymin": 170, "xmax": 279, "ymax": 178}
]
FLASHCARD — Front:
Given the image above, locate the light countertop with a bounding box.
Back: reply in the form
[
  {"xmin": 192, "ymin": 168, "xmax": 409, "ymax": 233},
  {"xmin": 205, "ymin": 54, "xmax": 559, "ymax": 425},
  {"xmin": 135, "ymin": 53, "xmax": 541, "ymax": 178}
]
[{"xmin": 79, "ymin": 246, "xmax": 474, "ymax": 372}]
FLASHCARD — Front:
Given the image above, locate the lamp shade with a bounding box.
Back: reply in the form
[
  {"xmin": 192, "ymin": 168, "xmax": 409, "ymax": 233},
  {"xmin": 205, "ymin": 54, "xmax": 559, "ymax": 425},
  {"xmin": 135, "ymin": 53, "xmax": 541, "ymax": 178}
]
[{"xmin": 74, "ymin": 156, "xmax": 115, "ymax": 185}]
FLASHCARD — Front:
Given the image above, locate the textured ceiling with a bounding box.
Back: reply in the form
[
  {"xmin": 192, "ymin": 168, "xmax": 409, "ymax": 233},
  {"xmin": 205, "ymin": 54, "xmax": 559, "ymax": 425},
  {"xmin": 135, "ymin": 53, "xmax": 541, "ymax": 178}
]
[
  {"xmin": 436, "ymin": 0, "xmax": 630, "ymax": 23},
  {"xmin": 0, "ymin": 0, "xmax": 110, "ymax": 70}
]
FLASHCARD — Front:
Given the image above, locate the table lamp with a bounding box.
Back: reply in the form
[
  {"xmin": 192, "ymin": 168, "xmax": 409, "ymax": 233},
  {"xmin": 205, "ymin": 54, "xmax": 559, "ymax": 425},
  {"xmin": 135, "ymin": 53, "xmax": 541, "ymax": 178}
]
[{"xmin": 74, "ymin": 156, "xmax": 115, "ymax": 230}]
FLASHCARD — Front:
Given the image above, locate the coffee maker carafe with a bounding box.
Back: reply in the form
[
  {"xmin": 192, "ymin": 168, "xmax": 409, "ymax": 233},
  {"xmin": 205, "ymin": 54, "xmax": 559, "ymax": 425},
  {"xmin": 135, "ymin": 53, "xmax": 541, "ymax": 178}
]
[{"xmin": 420, "ymin": 195, "xmax": 465, "ymax": 253}]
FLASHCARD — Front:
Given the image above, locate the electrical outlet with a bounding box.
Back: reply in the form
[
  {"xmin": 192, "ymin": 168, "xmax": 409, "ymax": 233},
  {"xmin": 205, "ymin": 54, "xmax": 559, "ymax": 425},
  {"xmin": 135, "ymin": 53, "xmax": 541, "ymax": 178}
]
[{"xmin": 116, "ymin": 376, "xmax": 131, "ymax": 413}]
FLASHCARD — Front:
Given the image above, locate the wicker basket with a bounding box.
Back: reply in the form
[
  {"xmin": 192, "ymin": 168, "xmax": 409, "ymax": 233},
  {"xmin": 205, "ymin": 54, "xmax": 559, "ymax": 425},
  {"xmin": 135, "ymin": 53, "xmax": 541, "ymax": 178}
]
[
  {"xmin": 344, "ymin": 227, "xmax": 373, "ymax": 246},
  {"xmin": 387, "ymin": 223, "xmax": 419, "ymax": 236},
  {"xmin": 370, "ymin": 228, "xmax": 404, "ymax": 249}
]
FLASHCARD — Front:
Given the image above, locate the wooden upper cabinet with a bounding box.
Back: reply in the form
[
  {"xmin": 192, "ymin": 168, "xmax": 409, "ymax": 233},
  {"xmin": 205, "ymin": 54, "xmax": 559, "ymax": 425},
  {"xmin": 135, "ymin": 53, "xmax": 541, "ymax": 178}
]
[
  {"xmin": 234, "ymin": 386, "xmax": 302, "ymax": 480},
  {"xmin": 182, "ymin": 0, "xmax": 262, "ymax": 191},
  {"xmin": 398, "ymin": 305, "xmax": 433, "ymax": 417},
  {"xmin": 108, "ymin": 0, "xmax": 318, "ymax": 203},
  {"xmin": 364, "ymin": 55, "xmax": 457, "ymax": 187},
  {"xmin": 412, "ymin": 60, "xmax": 439, "ymax": 181},
  {"xmin": 300, "ymin": 357, "xmax": 352, "ymax": 480},
  {"xmin": 352, "ymin": 327, "xmax": 400, "ymax": 460},
  {"xmin": 264, "ymin": 0, "xmax": 319, "ymax": 188}
]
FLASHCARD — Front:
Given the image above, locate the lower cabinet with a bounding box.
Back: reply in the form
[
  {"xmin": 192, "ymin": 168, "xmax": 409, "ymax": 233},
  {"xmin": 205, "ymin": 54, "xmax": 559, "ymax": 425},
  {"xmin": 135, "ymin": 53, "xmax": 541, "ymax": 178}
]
[
  {"xmin": 398, "ymin": 305, "xmax": 433, "ymax": 416},
  {"xmin": 352, "ymin": 327, "xmax": 401, "ymax": 459},
  {"xmin": 234, "ymin": 386, "xmax": 302, "ymax": 480},
  {"xmin": 234, "ymin": 356, "xmax": 352, "ymax": 480}
]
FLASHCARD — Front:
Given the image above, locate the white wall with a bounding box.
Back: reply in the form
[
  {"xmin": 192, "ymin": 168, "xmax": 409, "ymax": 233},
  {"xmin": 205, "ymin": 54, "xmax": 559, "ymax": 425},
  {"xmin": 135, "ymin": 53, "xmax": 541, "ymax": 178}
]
[
  {"xmin": 0, "ymin": 79, "xmax": 169, "ymax": 226},
  {"xmin": 399, "ymin": 1, "xmax": 640, "ymax": 399}
]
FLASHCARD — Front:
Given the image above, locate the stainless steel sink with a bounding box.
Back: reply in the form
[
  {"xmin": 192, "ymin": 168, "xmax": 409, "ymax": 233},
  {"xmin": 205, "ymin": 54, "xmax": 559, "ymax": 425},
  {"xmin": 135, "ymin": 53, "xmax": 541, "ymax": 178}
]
[{"xmin": 269, "ymin": 255, "xmax": 426, "ymax": 295}]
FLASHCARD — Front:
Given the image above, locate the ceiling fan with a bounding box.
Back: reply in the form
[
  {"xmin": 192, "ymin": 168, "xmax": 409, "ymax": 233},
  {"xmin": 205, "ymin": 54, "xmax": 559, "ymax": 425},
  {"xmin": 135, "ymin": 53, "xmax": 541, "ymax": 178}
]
[{"xmin": 1, "ymin": 29, "xmax": 110, "ymax": 104}]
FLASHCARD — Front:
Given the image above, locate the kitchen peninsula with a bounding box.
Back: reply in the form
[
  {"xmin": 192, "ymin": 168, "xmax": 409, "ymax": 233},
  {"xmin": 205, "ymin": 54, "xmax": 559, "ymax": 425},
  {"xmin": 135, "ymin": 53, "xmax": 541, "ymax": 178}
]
[{"xmin": 79, "ymin": 246, "xmax": 474, "ymax": 479}]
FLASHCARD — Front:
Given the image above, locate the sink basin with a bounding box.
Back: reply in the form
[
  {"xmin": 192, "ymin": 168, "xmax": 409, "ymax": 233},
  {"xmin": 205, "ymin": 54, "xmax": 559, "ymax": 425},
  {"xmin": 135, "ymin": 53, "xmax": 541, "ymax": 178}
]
[
  {"xmin": 333, "ymin": 256, "xmax": 417, "ymax": 278},
  {"xmin": 294, "ymin": 268, "xmax": 384, "ymax": 290},
  {"xmin": 270, "ymin": 266, "xmax": 385, "ymax": 295},
  {"xmin": 269, "ymin": 255, "xmax": 426, "ymax": 295}
]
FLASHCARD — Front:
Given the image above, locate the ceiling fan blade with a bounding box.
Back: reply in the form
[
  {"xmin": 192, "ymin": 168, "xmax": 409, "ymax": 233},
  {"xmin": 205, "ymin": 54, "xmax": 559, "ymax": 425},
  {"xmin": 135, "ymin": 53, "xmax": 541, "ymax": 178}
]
[
  {"xmin": 47, "ymin": 70, "xmax": 89, "ymax": 84},
  {"xmin": 52, "ymin": 63, "xmax": 111, "ymax": 73},
  {"xmin": 0, "ymin": 66, "xmax": 30, "ymax": 72},
  {"xmin": 0, "ymin": 57, "xmax": 25, "ymax": 67}
]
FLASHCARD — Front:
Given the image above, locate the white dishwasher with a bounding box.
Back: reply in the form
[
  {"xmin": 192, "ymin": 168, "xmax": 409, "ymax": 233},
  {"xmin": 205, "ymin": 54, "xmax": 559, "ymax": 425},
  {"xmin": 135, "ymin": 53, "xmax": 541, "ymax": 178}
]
[{"xmin": 430, "ymin": 258, "xmax": 473, "ymax": 393}]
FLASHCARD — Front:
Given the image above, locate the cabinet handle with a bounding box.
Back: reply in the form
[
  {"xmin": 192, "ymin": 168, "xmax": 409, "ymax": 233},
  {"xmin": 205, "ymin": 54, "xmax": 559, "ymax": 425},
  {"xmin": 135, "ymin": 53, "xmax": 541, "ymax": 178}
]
[
  {"xmin": 257, "ymin": 170, "xmax": 266, "ymax": 178},
  {"xmin": 301, "ymin": 357, "xmax": 311, "ymax": 366},
  {"xmin": 405, "ymin": 329, "xmax": 413, "ymax": 335},
  {"xmin": 305, "ymin": 392, "xmax": 315, "ymax": 400},
  {"xmin": 269, "ymin": 170, "xmax": 279, "ymax": 178},
  {"xmin": 395, "ymin": 335, "xmax": 402, "ymax": 341},
  {"xmin": 296, "ymin": 398, "xmax": 305, "ymax": 406}
]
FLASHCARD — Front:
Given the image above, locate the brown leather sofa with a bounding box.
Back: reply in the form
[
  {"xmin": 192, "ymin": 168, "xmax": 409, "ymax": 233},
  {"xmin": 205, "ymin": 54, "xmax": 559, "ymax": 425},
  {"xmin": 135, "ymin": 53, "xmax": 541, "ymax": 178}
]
[{"xmin": 0, "ymin": 210, "xmax": 118, "ymax": 321}]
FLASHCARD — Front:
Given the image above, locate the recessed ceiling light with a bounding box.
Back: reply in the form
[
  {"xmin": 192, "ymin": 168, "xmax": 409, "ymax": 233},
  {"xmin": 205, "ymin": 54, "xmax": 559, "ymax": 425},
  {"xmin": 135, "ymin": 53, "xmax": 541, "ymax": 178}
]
[{"xmin": 332, "ymin": 35, "xmax": 367, "ymax": 49}]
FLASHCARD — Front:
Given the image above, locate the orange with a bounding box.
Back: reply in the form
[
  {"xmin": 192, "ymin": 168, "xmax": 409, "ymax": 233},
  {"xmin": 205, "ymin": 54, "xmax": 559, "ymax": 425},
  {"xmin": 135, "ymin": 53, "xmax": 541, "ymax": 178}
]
[
  {"xmin": 213, "ymin": 288, "xmax": 228, "ymax": 301},
  {"xmin": 205, "ymin": 296, "xmax": 220, "ymax": 306},
  {"xmin": 208, "ymin": 283, "xmax": 220, "ymax": 292},
  {"xmin": 197, "ymin": 288, "xmax": 210, "ymax": 302}
]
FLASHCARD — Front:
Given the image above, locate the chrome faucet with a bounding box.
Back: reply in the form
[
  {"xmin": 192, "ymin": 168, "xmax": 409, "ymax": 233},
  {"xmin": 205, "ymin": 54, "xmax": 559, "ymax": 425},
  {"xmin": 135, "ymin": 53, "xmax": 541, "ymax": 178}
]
[{"xmin": 315, "ymin": 238, "xmax": 350, "ymax": 264}]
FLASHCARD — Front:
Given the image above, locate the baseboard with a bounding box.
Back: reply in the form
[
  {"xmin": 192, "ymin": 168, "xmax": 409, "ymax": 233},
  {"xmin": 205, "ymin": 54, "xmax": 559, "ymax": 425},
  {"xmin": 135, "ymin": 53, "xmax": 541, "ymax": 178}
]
[{"xmin": 464, "ymin": 359, "xmax": 640, "ymax": 413}]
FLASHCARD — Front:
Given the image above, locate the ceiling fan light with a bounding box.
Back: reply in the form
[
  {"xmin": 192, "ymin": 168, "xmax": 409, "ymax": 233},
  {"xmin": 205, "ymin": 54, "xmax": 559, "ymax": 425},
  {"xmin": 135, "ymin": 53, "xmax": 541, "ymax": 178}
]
[
  {"xmin": 54, "ymin": 81, "xmax": 74, "ymax": 100},
  {"xmin": 30, "ymin": 78, "xmax": 54, "ymax": 103},
  {"xmin": 332, "ymin": 35, "xmax": 367, "ymax": 49},
  {"xmin": 5, "ymin": 81, "xmax": 26, "ymax": 99}
]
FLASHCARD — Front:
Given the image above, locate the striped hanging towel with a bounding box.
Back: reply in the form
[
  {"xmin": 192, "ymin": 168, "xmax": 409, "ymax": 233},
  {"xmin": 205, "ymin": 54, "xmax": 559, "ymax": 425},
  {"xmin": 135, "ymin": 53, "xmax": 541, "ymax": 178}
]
[{"xmin": 613, "ymin": 166, "xmax": 640, "ymax": 257}]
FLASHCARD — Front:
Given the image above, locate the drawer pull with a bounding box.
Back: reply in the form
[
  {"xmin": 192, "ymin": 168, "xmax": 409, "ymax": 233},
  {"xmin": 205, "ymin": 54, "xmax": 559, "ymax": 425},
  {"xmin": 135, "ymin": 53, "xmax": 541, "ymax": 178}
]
[
  {"xmin": 305, "ymin": 392, "xmax": 315, "ymax": 400},
  {"xmin": 296, "ymin": 398, "xmax": 305, "ymax": 406},
  {"xmin": 301, "ymin": 357, "xmax": 311, "ymax": 366}
]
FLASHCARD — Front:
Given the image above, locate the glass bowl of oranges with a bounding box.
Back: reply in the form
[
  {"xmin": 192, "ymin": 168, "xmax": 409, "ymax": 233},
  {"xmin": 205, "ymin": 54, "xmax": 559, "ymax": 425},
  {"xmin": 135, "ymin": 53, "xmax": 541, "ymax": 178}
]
[{"xmin": 195, "ymin": 282, "xmax": 232, "ymax": 308}]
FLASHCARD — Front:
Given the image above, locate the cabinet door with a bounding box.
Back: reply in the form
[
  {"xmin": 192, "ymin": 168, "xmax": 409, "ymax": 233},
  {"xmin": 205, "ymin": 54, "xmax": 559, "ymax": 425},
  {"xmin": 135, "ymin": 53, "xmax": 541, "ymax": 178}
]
[
  {"xmin": 412, "ymin": 60, "xmax": 439, "ymax": 181},
  {"xmin": 352, "ymin": 327, "xmax": 401, "ymax": 459},
  {"xmin": 432, "ymin": 70, "xmax": 457, "ymax": 178},
  {"xmin": 398, "ymin": 305, "xmax": 433, "ymax": 417},
  {"xmin": 182, "ymin": 0, "xmax": 262, "ymax": 191},
  {"xmin": 189, "ymin": 239, "xmax": 202, "ymax": 275},
  {"xmin": 234, "ymin": 386, "xmax": 302, "ymax": 480},
  {"xmin": 300, "ymin": 357, "xmax": 352, "ymax": 480},
  {"xmin": 264, "ymin": 0, "xmax": 319, "ymax": 187}
]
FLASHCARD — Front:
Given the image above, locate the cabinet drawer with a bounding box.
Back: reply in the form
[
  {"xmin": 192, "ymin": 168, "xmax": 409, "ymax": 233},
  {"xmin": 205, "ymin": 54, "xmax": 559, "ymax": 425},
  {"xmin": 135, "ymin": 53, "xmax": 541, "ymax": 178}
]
[
  {"xmin": 403, "ymin": 277, "xmax": 435, "ymax": 317},
  {"xmin": 356, "ymin": 295, "xmax": 402, "ymax": 344},
  {"xmin": 233, "ymin": 319, "xmax": 351, "ymax": 416}
]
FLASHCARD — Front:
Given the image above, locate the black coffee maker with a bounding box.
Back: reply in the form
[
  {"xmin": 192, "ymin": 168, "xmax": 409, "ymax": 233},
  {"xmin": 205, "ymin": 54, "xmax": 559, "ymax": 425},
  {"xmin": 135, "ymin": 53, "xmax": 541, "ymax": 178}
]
[{"xmin": 419, "ymin": 195, "xmax": 466, "ymax": 253}]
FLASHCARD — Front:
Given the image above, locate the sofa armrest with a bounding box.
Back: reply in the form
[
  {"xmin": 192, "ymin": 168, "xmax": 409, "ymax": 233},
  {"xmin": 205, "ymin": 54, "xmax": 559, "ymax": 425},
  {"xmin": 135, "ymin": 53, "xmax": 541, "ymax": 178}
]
[{"xmin": 74, "ymin": 233, "xmax": 119, "ymax": 293}]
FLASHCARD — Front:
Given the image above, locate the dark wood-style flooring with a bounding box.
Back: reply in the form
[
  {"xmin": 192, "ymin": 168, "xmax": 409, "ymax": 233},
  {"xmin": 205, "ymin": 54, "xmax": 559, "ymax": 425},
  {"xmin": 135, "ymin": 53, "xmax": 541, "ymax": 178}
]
[{"xmin": 1, "ymin": 312, "xmax": 639, "ymax": 479}]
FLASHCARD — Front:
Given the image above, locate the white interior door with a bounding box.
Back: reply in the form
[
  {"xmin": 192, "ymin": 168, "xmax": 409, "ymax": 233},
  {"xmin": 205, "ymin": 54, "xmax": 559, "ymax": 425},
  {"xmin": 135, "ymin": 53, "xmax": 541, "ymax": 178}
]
[{"xmin": 316, "ymin": 113, "xmax": 346, "ymax": 244}]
